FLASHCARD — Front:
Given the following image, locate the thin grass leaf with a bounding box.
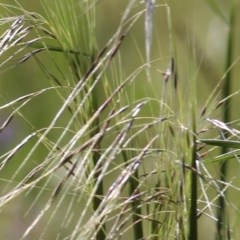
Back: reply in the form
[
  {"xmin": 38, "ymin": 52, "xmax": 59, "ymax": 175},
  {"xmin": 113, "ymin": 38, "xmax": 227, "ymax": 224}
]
[
  {"xmin": 201, "ymin": 139, "xmax": 240, "ymax": 149},
  {"xmin": 203, "ymin": 149, "xmax": 240, "ymax": 163},
  {"xmin": 26, "ymin": 41, "xmax": 91, "ymax": 57},
  {"xmin": 204, "ymin": 0, "xmax": 228, "ymax": 23},
  {"xmin": 145, "ymin": 0, "xmax": 155, "ymax": 80}
]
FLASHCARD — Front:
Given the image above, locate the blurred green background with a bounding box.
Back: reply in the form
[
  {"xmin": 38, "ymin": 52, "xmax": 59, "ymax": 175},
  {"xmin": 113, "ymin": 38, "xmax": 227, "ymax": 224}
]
[{"xmin": 0, "ymin": 0, "xmax": 240, "ymax": 239}]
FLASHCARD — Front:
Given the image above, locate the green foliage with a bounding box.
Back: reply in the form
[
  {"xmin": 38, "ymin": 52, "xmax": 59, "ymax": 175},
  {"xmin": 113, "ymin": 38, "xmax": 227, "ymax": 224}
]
[{"xmin": 0, "ymin": 1, "xmax": 240, "ymax": 240}]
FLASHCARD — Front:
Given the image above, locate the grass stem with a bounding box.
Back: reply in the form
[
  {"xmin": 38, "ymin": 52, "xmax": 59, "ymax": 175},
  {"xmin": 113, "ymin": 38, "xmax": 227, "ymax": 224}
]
[{"xmin": 216, "ymin": 2, "xmax": 236, "ymax": 239}]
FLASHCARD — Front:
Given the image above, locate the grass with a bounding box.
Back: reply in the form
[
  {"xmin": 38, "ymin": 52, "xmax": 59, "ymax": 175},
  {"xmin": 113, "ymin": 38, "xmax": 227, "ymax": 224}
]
[{"xmin": 0, "ymin": 0, "xmax": 240, "ymax": 239}]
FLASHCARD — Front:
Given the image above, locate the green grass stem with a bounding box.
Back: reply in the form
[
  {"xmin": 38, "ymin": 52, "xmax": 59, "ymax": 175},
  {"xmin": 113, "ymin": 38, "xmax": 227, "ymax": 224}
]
[{"xmin": 216, "ymin": 2, "xmax": 236, "ymax": 239}]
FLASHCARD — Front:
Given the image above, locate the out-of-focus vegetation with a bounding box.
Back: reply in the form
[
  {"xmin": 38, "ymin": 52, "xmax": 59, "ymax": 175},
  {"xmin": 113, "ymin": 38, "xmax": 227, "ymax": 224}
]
[{"xmin": 0, "ymin": 0, "xmax": 240, "ymax": 239}]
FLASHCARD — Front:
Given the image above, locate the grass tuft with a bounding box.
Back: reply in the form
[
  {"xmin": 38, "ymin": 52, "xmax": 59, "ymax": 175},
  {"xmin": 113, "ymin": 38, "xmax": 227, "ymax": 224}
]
[{"xmin": 0, "ymin": 1, "xmax": 240, "ymax": 239}]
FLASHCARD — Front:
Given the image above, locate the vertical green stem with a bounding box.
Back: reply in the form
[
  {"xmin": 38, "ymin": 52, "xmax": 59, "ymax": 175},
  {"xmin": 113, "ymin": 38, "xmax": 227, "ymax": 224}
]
[
  {"xmin": 91, "ymin": 119, "xmax": 106, "ymax": 240},
  {"xmin": 188, "ymin": 130, "xmax": 198, "ymax": 240},
  {"xmin": 216, "ymin": 2, "xmax": 235, "ymax": 239},
  {"xmin": 90, "ymin": 76, "xmax": 106, "ymax": 240},
  {"xmin": 130, "ymin": 170, "xmax": 144, "ymax": 240},
  {"xmin": 122, "ymin": 149, "xmax": 144, "ymax": 240}
]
